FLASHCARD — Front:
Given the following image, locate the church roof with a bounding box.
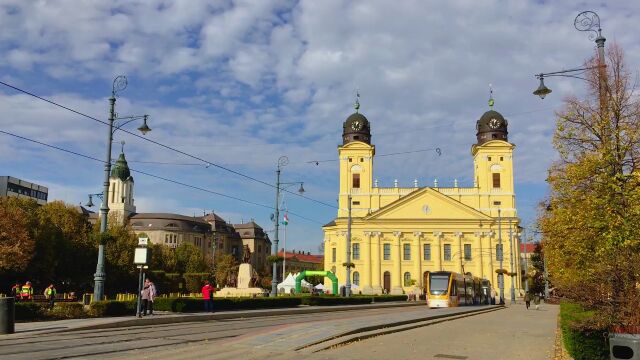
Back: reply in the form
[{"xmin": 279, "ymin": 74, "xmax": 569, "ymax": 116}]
[{"xmin": 110, "ymin": 152, "xmax": 132, "ymax": 181}]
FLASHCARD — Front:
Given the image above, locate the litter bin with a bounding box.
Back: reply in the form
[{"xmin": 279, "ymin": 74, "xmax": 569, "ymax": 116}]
[
  {"xmin": 0, "ymin": 297, "xmax": 15, "ymax": 334},
  {"xmin": 610, "ymin": 333, "xmax": 640, "ymax": 360}
]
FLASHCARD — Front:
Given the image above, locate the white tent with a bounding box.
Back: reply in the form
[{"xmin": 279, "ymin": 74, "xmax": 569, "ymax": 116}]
[
  {"xmin": 314, "ymin": 283, "xmax": 326, "ymax": 290},
  {"xmin": 278, "ymin": 273, "xmax": 313, "ymax": 294}
]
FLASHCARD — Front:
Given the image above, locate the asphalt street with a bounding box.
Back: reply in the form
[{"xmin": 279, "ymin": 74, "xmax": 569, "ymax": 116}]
[{"xmin": 0, "ymin": 304, "xmax": 557, "ymax": 360}]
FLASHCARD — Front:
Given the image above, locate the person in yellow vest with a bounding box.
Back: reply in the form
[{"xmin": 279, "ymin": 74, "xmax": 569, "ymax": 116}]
[
  {"xmin": 21, "ymin": 281, "xmax": 33, "ymax": 301},
  {"xmin": 45, "ymin": 284, "xmax": 57, "ymax": 310}
]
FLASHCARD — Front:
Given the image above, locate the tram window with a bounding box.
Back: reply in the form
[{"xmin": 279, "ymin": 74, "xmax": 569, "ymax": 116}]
[{"xmin": 428, "ymin": 274, "xmax": 450, "ymax": 295}]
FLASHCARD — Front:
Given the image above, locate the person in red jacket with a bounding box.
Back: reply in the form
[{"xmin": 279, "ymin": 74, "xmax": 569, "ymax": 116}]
[{"xmin": 201, "ymin": 281, "xmax": 214, "ymax": 312}]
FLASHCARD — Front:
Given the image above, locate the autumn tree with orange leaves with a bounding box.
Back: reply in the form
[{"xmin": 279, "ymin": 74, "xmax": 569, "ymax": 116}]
[{"xmin": 539, "ymin": 44, "xmax": 640, "ymax": 328}]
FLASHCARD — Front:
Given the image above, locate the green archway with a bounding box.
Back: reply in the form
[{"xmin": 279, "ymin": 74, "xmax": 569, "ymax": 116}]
[{"xmin": 295, "ymin": 270, "xmax": 338, "ymax": 295}]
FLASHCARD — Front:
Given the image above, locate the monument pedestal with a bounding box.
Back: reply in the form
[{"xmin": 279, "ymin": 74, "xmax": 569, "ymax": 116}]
[{"xmin": 216, "ymin": 263, "xmax": 267, "ymax": 298}]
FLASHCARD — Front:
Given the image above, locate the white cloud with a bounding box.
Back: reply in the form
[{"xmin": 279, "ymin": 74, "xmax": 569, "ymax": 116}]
[{"xmin": 1, "ymin": 0, "xmax": 640, "ymax": 249}]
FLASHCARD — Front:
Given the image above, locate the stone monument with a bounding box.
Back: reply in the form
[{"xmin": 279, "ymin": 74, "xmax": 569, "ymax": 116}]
[{"xmin": 217, "ymin": 245, "xmax": 267, "ymax": 297}]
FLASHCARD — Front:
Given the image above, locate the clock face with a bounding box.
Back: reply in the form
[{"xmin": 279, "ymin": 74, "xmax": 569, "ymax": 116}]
[
  {"xmin": 351, "ymin": 120, "xmax": 362, "ymax": 131},
  {"xmin": 489, "ymin": 118, "xmax": 501, "ymax": 129}
]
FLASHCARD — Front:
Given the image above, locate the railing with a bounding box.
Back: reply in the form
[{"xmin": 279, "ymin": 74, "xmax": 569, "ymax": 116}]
[
  {"xmin": 436, "ymin": 187, "xmax": 479, "ymax": 195},
  {"xmin": 374, "ymin": 187, "xmax": 418, "ymax": 195}
]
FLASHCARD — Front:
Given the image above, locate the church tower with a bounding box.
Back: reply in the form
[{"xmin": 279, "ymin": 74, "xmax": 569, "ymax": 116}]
[
  {"xmin": 337, "ymin": 97, "xmax": 375, "ymax": 218},
  {"xmin": 471, "ymin": 97, "xmax": 516, "ymax": 218},
  {"xmin": 108, "ymin": 145, "xmax": 136, "ymax": 224}
]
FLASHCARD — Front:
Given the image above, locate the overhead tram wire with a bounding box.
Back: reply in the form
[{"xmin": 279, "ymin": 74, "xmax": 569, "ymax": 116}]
[
  {"xmin": 0, "ymin": 80, "xmax": 337, "ymax": 210},
  {"xmin": 0, "ymin": 129, "xmax": 325, "ymax": 225},
  {"xmin": 307, "ymin": 147, "xmax": 442, "ymax": 165}
]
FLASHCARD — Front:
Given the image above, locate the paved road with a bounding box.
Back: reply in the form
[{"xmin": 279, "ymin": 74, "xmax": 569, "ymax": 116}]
[
  {"xmin": 0, "ymin": 304, "xmax": 556, "ymax": 359},
  {"xmin": 310, "ymin": 304, "xmax": 559, "ymax": 360}
]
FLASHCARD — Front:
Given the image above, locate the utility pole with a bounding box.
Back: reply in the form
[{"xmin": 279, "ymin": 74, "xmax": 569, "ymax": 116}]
[
  {"xmin": 270, "ymin": 158, "xmax": 284, "ymax": 297},
  {"xmin": 509, "ymin": 218, "xmax": 516, "ymax": 304},
  {"xmin": 345, "ymin": 194, "xmax": 352, "ymax": 297},
  {"xmin": 543, "ymin": 250, "xmax": 550, "ymax": 299},
  {"xmin": 523, "ymin": 227, "xmax": 529, "ymax": 293},
  {"xmin": 498, "ymin": 208, "xmax": 504, "ymax": 305}
]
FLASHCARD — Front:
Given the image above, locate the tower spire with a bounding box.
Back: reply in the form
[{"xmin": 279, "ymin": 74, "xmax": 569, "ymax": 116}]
[
  {"xmin": 354, "ymin": 89, "xmax": 360, "ymax": 113},
  {"xmin": 120, "ymin": 140, "xmax": 125, "ymax": 153},
  {"xmin": 488, "ymin": 84, "xmax": 495, "ymax": 109}
]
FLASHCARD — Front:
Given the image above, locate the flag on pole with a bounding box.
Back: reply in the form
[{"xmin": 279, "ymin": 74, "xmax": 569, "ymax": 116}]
[{"xmin": 282, "ymin": 213, "xmax": 289, "ymax": 226}]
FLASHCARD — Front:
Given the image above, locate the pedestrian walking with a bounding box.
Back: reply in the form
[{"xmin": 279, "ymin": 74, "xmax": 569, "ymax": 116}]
[
  {"xmin": 524, "ymin": 292, "xmax": 531, "ymax": 310},
  {"xmin": 490, "ymin": 288, "xmax": 497, "ymax": 305},
  {"xmin": 147, "ymin": 279, "xmax": 156, "ymax": 315},
  {"xmin": 533, "ymin": 292, "xmax": 541, "ymax": 310},
  {"xmin": 44, "ymin": 284, "xmax": 57, "ymax": 310},
  {"xmin": 201, "ymin": 281, "xmax": 214, "ymax": 312},
  {"xmin": 141, "ymin": 279, "xmax": 153, "ymax": 316}
]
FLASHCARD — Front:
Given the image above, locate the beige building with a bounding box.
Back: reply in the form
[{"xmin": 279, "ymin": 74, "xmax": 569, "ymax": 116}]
[{"xmin": 89, "ymin": 149, "xmax": 271, "ymax": 267}]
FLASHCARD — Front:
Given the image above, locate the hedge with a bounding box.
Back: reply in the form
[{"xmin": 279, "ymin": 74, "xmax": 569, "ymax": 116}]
[
  {"xmin": 15, "ymin": 302, "xmax": 88, "ymax": 321},
  {"xmin": 153, "ymin": 297, "xmax": 302, "ymax": 312},
  {"xmin": 560, "ymin": 302, "xmax": 609, "ymax": 360},
  {"xmin": 89, "ymin": 300, "xmax": 136, "ymax": 317},
  {"xmin": 15, "ymin": 302, "xmax": 48, "ymax": 321},
  {"xmin": 371, "ymin": 295, "xmax": 408, "ymax": 302}
]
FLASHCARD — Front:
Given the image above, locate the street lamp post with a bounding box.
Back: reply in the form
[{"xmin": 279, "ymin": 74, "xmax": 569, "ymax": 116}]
[
  {"xmin": 533, "ymin": 11, "xmax": 605, "ymax": 100},
  {"xmin": 497, "ymin": 208, "xmax": 505, "ymax": 305},
  {"xmin": 92, "ymin": 75, "xmax": 151, "ymax": 303},
  {"xmin": 270, "ymin": 156, "xmax": 305, "ymax": 297},
  {"xmin": 508, "ymin": 219, "xmax": 516, "ymax": 305},
  {"xmin": 523, "ymin": 227, "xmax": 529, "ymax": 294}
]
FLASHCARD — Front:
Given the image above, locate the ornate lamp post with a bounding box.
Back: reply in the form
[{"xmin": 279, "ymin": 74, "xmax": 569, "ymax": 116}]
[
  {"xmin": 270, "ymin": 156, "xmax": 305, "ymax": 297},
  {"xmin": 91, "ymin": 75, "xmax": 151, "ymax": 302},
  {"xmin": 533, "ymin": 11, "xmax": 606, "ymax": 100}
]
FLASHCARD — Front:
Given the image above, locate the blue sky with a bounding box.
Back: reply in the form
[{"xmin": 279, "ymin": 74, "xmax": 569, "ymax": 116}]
[{"xmin": 1, "ymin": 0, "xmax": 639, "ymax": 253}]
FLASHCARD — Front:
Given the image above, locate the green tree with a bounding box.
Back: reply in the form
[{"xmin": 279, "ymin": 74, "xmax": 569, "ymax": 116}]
[
  {"xmin": 539, "ymin": 44, "xmax": 640, "ymax": 327},
  {"xmin": 175, "ymin": 243, "xmax": 208, "ymax": 274},
  {"xmin": 214, "ymin": 253, "xmax": 237, "ymax": 287}
]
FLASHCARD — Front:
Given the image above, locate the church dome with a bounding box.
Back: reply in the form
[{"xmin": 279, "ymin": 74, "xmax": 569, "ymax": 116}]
[
  {"xmin": 110, "ymin": 152, "xmax": 132, "ymax": 181},
  {"xmin": 342, "ymin": 112, "xmax": 371, "ymax": 145},
  {"xmin": 476, "ymin": 109, "xmax": 508, "ymax": 145}
]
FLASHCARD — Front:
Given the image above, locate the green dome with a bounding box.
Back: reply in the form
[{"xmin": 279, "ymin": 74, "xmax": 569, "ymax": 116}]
[{"xmin": 110, "ymin": 152, "xmax": 131, "ymax": 181}]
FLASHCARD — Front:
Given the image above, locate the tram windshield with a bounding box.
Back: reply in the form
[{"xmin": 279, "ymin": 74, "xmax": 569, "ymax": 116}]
[{"xmin": 429, "ymin": 274, "xmax": 450, "ymax": 295}]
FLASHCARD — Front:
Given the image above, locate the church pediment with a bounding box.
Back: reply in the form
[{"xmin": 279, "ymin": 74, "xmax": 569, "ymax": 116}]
[{"xmin": 364, "ymin": 187, "xmax": 493, "ymax": 221}]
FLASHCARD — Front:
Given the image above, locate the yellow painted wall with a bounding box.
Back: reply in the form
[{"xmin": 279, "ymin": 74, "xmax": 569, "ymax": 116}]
[{"xmin": 324, "ymin": 138, "xmax": 521, "ymax": 298}]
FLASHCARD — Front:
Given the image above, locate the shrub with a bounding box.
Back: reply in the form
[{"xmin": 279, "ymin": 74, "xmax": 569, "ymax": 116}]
[
  {"xmin": 153, "ymin": 297, "xmax": 302, "ymax": 312},
  {"xmin": 302, "ymin": 296, "xmax": 371, "ymax": 306},
  {"xmin": 15, "ymin": 302, "xmax": 48, "ymax": 321},
  {"xmin": 49, "ymin": 303, "xmax": 86, "ymax": 319},
  {"xmin": 371, "ymin": 295, "xmax": 408, "ymax": 302},
  {"xmin": 560, "ymin": 302, "xmax": 609, "ymax": 360},
  {"xmin": 89, "ymin": 300, "xmax": 136, "ymax": 317},
  {"xmin": 183, "ymin": 273, "xmax": 210, "ymax": 293}
]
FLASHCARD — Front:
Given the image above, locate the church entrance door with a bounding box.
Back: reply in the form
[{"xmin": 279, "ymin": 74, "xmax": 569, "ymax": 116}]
[{"xmin": 383, "ymin": 271, "xmax": 391, "ymax": 294}]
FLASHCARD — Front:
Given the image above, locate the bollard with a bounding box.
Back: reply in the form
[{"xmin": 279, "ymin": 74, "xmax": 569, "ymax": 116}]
[{"xmin": 0, "ymin": 297, "xmax": 15, "ymax": 334}]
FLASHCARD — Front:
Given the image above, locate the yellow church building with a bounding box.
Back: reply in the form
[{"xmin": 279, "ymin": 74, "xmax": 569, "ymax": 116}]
[{"xmin": 323, "ymin": 102, "xmax": 522, "ymax": 298}]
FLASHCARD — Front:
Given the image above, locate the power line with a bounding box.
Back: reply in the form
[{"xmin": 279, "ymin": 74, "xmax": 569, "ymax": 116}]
[
  {"xmin": 0, "ymin": 129, "xmax": 325, "ymax": 225},
  {"xmin": 307, "ymin": 147, "xmax": 442, "ymax": 165},
  {"xmin": 0, "ymin": 80, "xmax": 337, "ymax": 210}
]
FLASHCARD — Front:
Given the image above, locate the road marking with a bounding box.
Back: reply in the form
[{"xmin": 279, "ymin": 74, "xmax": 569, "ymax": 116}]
[{"xmin": 434, "ymin": 354, "xmax": 468, "ymax": 359}]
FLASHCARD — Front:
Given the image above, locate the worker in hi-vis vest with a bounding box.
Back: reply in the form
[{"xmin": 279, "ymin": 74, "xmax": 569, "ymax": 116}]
[{"xmin": 21, "ymin": 281, "xmax": 33, "ymax": 300}]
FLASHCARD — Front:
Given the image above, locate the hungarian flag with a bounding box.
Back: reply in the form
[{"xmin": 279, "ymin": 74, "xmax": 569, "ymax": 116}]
[{"xmin": 282, "ymin": 213, "xmax": 289, "ymax": 226}]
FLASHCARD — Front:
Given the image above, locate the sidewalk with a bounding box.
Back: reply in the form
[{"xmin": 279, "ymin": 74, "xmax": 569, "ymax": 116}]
[{"xmin": 10, "ymin": 301, "xmax": 424, "ymax": 336}]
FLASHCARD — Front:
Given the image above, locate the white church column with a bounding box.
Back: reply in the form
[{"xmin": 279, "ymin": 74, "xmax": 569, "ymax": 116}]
[
  {"xmin": 413, "ymin": 232, "xmax": 422, "ymax": 287},
  {"xmin": 391, "ymin": 231, "xmax": 403, "ymax": 294}
]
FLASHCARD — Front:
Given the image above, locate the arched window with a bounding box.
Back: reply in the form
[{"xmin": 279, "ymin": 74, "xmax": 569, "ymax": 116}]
[
  {"xmin": 404, "ymin": 272, "xmax": 412, "ymax": 287},
  {"xmin": 353, "ymin": 271, "xmax": 360, "ymax": 286}
]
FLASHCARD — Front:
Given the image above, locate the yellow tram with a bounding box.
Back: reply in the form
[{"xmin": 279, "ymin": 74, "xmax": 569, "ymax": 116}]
[{"xmin": 426, "ymin": 271, "xmax": 488, "ymax": 308}]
